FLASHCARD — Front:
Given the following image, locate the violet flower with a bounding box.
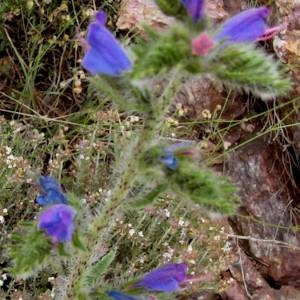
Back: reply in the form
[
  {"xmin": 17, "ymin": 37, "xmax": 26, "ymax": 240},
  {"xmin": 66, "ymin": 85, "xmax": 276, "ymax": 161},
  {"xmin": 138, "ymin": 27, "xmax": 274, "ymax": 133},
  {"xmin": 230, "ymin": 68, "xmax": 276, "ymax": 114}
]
[
  {"xmin": 160, "ymin": 142, "xmax": 194, "ymax": 170},
  {"xmin": 181, "ymin": 0, "xmax": 204, "ymax": 23},
  {"xmin": 135, "ymin": 263, "xmax": 187, "ymax": 292},
  {"xmin": 37, "ymin": 176, "xmax": 68, "ymax": 206},
  {"xmin": 192, "ymin": 6, "xmax": 281, "ymax": 55},
  {"xmin": 214, "ymin": 6, "xmax": 272, "ymax": 43},
  {"xmin": 38, "ymin": 204, "xmax": 75, "ymax": 243},
  {"xmin": 107, "ymin": 290, "xmax": 139, "ymax": 300},
  {"xmin": 82, "ymin": 11, "xmax": 132, "ymax": 76}
]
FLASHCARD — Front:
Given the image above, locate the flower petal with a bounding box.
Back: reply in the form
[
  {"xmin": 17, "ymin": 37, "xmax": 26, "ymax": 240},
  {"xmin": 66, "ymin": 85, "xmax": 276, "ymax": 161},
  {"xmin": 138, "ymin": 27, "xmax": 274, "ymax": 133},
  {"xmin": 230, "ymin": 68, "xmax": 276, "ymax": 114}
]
[
  {"xmin": 82, "ymin": 11, "xmax": 132, "ymax": 76},
  {"xmin": 181, "ymin": 0, "xmax": 205, "ymax": 23},
  {"xmin": 136, "ymin": 263, "xmax": 187, "ymax": 292},
  {"xmin": 107, "ymin": 290, "xmax": 139, "ymax": 300},
  {"xmin": 37, "ymin": 176, "xmax": 68, "ymax": 206},
  {"xmin": 215, "ymin": 6, "xmax": 269, "ymax": 43},
  {"xmin": 38, "ymin": 204, "xmax": 75, "ymax": 243}
]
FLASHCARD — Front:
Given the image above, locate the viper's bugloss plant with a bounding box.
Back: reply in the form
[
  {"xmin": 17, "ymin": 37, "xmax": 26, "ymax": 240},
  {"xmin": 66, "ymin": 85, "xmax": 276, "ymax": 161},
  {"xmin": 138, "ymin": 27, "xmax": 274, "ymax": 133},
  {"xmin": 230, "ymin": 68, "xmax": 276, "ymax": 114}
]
[
  {"xmin": 38, "ymin": 204, "xmax": 75, "ymax": 243},
  {"xmin": 181, "ymin": 0, "xmax": 204, "ymax": 23},
  {"xmin": 107, "ymin": 290, "xmax": 140, "ymax": 300},
  {"xmin": 160, "ymin": 142, "xmax": 195, "ymax": 170},
  {"xmin": 214, "ymin": 6, "xmax": 279, "ymax": 43},
  {"xmin": 135, "ymin": 263, "xmax": 187, "ymax": 292},
  {"xmin": 37, "ymin": 175, "xmax": 68, "ymax": 206},
  {"xmin": 9, "ymin": 2, "xmax": 291, "ymax": 299},
  {"xmin": 82, "ymin": 11, "xmax": 132, "ymax": 76}
]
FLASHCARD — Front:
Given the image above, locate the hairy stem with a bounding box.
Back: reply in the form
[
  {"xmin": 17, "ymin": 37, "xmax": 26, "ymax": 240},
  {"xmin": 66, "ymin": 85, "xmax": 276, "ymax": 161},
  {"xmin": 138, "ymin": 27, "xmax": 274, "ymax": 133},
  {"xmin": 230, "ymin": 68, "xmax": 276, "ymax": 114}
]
[{"xmin": 63, "ymin": 69, "xmax": 184, "ymax": 299}]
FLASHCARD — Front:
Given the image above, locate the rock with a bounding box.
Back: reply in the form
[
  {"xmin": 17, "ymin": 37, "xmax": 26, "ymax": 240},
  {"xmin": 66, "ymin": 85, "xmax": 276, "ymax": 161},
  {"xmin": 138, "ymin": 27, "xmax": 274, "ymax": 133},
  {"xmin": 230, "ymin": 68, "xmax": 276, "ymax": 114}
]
[
  {"xmin": 273, "ymin": 0, "xmax": 300, "ymax": 94},
  {"xmin": 205, "ymin": 0, "xmax": 228, "ymax": 22},
  {"xmin": 220, "ymin": 244, "xmax": 300, "ymax": 299},
  {"xmin": 116, "ymin": 0, "xmax": 175, "ymax": 32},
  {"xmin": 116, "ymin": 0, "xmax": 228, "ymax": 33},
  {"xmin": 225, "ymin": 138, "xmax": 300, "ymax": 289}
]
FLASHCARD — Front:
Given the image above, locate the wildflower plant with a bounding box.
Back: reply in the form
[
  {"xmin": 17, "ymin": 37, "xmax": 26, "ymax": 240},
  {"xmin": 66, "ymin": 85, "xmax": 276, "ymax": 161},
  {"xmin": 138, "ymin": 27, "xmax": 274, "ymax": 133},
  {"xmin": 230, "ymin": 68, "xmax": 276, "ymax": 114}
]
[{"xmin": 8, "ymin": 1, "xmax": 291, "ymax": 299}]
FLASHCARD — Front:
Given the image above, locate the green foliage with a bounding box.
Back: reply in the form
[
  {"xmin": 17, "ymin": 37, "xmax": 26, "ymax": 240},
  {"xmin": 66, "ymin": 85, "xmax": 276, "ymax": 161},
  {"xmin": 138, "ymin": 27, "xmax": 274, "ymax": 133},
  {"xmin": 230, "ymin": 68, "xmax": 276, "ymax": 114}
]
[
  {"xmin": 132, "ymin": 26, "xmax": 192, "ymax": 78},
  {"xmin": 170, "ymin": 162, "xmax": 237, "ymax": 214},
  {"xmin": 89, "ymin": 76, "xmax": 152, "ymax": 112},
  {"xmin": 138, "ymin": 145, "xmax": 236, "ymax": 214},
  {"xmin": 129, "ymin": 184, "xmax": 168, "ymax": 208},
  {"xmin": 9, "ymin": 222, "xmax": 52, "ymax": 277},
  {"xmin": 212, "ymin": 43, "xmax": 291, "ymax": 100},
  {"xmin": 82, "ymin": 249, "xmax": 117, "ymax": 287},
  {"xmin": 0, "ymin": 0, "xmax": 26, "ymax": 20},
  {"xmin": 72, "ymin": 230, "xmax": 86, "ymax": 251},
  {"xmin": 155, "ymin": 0, "xmax": 186, "ymax": 17},
  {"xmin": 92, "ymin": 292, "xmax": 111, "ymax": 300}
]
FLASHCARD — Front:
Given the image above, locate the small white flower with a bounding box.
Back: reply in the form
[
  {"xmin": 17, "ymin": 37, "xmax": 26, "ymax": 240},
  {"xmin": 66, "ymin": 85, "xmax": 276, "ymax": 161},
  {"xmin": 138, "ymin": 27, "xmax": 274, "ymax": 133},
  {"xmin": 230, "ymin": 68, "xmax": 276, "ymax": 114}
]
[
  {"xmin": 129, "ymin": 229, "xmax": 135, "ymax": 236},
  {"xmin": 178, "ymin": 217, "xmax": 185, "ymax": 227},
  {"xmin": 0, "ymin": 216, "xmax": 4, "ymax": 224},
  {"xmin": 164, "ymin": 209, "xmax": 170, "ymax": 218},
  {"xmin": 4, "ymin": 146, "xmax": 12, "ymax": 155}
]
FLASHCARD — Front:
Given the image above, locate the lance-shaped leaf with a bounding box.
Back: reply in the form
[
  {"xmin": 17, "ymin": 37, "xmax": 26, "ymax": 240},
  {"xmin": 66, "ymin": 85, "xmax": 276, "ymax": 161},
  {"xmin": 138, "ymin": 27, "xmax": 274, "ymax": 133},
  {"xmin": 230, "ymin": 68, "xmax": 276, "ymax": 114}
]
[
  {"xmin": 129, "ymin": 184, "xmax": 168, "ymax": 208},
  {"xmin": 212, "ymin": 43, "xmax": 291, "ymax": 100},
  {"xmin": 82, "ymin": 249, "xmax": 117, "ymax": 286},
  {"xmin": 155, "ymin": 0, "xmax": 186, "ymax": 17},
  {"xmin": 9, "ymin": 222, "xmax": 52, "ymax": 277},
  {"xmin": 170, "ymin": 162, "xmax": 237, "ymax": 214},
  {"xmin": 132, "ymin": 26, "xmax": 192, "ymax": 78}
]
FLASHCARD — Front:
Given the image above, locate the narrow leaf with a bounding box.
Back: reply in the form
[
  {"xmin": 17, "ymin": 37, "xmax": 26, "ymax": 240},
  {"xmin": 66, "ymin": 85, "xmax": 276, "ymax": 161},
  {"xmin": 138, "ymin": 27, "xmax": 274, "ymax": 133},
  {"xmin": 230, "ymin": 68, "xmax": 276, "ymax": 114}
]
[
  {"xmin": 72, "ymin": 230, "xmax": 86, "ymax": 251},
  {"xmin": 129, "ymin": 184, "xmax": 167, "ymax": 208},
  {"xmin": 212, "ymin": 43, "xmax": 291, "ymax": 100},
  {"xmin": 83, "ymin": 249, "xmax": 117, "ymax": 286}
]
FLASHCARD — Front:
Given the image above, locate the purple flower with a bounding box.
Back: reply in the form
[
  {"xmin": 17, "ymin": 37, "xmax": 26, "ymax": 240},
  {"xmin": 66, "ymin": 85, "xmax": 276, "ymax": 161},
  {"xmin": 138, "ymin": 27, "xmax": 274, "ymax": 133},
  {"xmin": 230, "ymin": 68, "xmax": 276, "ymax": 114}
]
[
  {"xmin": 38, "ymin": 204, "xmax": 75, "ymax": 243},
  {"xmin": 135, "ymin": 263, "xmax": 188, "ymax": 292},
  {"xmin": 160, "ymin": 142, "xmax": 194, "ymax": 170},
  {"xmin": 37, "ymin": 176, "xmax": 68, "ymax": 206},
  {"xmin": 107, "ymin": 290, "xmax": 139, "ymax": 300},
  {"xmin": 181, "ymin": 0, "xmax": 204, "ymax": 23},
  {"xmin": 214, "ymin": 6, "xmax": 271, "ymax": 43},
  {"xmin": 82, "ymin": 11, "xmax": 132, "ymax": 76}
]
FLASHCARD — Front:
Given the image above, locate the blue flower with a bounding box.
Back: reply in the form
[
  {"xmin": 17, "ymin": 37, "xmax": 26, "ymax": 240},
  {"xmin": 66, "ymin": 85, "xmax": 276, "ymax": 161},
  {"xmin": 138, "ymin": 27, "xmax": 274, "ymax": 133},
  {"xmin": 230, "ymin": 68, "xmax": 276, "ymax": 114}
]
[
  {"xmin": 135, "ymin": 263, "xmax": 187, "ymax": 292},
  {"xmin": 160, "ymin": 142, "xmax": 194, "ymax": 170},
  {"xmin": 37, "ymin": 176, "xmax": 68, "ymax": 206},
  {"xmin": 107, "ymin": 290, "xmax": 139, "ymax": 300},
  {"xmin": 38, "ymin": 204, "xmax": 75, "ymax": 243},
  {"xmin": 214, "ymin": 6, "xmax": 270, "ymax": 43},
  {"xmin": 82, "ymin": 11, "xmax": 132, "ymax": 76},
  {"xmin": 181, "ymin": 0, "xmax": 204, "ymax": 23}
]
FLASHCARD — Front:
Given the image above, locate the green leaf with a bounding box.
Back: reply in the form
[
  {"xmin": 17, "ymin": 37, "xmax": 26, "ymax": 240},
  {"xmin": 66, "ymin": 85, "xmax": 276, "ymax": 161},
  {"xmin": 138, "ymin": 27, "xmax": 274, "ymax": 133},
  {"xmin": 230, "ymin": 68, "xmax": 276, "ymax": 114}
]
[
  {"xmin": 9, "ymin": 223, "xmax": 52, "ymax": 277},
  {"xmin": 93, "ymin": 292, "xmax": 111, "ymax": 300},
  {"xmin": 170, "ymin": 162, "xmax": 237, "ymax": 214},
  {"xmin": 132, "ymin": 26, "xmax": 191, "ymax": 78},
  {"xmin": 82, "ymin": 249, "xmax": 117, "ymax": 286},
  {"xmin": 72, "ymin": 230, "xmax": 86, "ymax": 251},
  {"xmin": 57, "ymin": 243, "xmax": 70, "ymax": 257},
  {"xmin": 129, "ymin": 184, "xmax": 167, "ymax": 208},
  {"xmin": 88, "ymin": 75, "xmax": 149, "ymax": 112},
  {"xmin": 212, "ymin": 43, "xmax": 291, "ymax": 100},
  {"xmin": 155, "ymin": 0, "xmax": 185, "ymax": 17}
]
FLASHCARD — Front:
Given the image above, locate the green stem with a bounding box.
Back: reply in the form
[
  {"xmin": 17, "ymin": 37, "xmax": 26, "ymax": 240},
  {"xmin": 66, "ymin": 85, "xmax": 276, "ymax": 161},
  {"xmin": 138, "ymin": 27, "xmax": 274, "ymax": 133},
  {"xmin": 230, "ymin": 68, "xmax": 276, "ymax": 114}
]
[{"xmin": 64, "ymin": 69, "xmax": 184, "ymax": 299}]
